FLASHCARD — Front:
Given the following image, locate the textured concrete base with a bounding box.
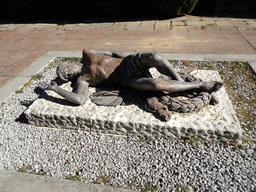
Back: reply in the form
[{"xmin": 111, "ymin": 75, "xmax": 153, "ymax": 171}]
[{"xmin": 25, "ymin": 70, "xmax": 243, "ymax": 141}]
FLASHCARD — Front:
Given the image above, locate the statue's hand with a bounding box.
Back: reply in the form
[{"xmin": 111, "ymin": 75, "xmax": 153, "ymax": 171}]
[
  {"xmin": 40, "ymin": 81, "xmax": 57, "ymax": 91},
  {"xmin": 157, "ymin": 107, "xmax": 172, "ymax": 122}
]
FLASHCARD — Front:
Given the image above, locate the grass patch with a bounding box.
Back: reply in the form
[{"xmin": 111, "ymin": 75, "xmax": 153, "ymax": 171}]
[
  {"xmin": 30, "ymin": 73, "xmax": 43, "ymax": 81},
  {"xmin": 46, "ymin": 57, "xmax": 81, "ymax": 70},
  {"xmin": 181, "ymin": 136, "xmax": 203, "ymax": 147},
  {"xmin": 58, "ymin": 57, "xmax": 81, "ymax": 63},
  {"xmin": 94, "ymin": 175, "xmax": 110, "ymax": 185},
  {"xmin": 65, "ymin": 175, "xmax": 81, "ymax": 181},
  {"xmin": 15, "ymin": 73, "xmax": 44, "ymax": 94},
  {"xmin": 137, "ymin": 136, "xmax": 153, "ymax": 144},
  {"xmin": 182, "ymin": 60, "xmax": 190, "ymax": 67},
  {"xmin": 18, "ymin": 167, "xmax": 29, "ymax": 173},
  {"xmin": 123, "ymin": 26, "xmax": 129, "ymax": 30},
  {"xmin": 201, "ymin": 26, "xmax": 206, "ymax": 30},
  {"xmin": 141, "ymin": 182, "xmax": 158, "ymax": 192},
  {"xmin": 175, "ymin": 184, "xmax": 190, "ymax": 192},
  {"xmin": 17, "ymin": 165, "xmax": 41, "ymax": 175},
  {"xmin": 235, "ymin": 143, "xmax": 248, "ymax": 150},
  {"xmin": 226, "ymin": 139, "xmax": 249, "ymax": 150},
  {"xmin": 15, "ymin": 81, "xmax": 32, "ymax": 94}
]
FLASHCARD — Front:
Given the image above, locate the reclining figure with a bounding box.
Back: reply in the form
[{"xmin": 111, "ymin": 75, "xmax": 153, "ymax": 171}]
[{"xmin": 41, "ymin": 49, "xmax": 222, "ymax": 121}]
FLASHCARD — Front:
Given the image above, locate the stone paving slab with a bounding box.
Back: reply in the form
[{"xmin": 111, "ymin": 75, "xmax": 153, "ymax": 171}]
[{"xmin": 25, "ymin": 69, "xmax": 242, "ymax": 142}]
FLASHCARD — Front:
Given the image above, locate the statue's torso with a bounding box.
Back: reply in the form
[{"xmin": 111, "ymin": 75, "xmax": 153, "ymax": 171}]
[{"xmin": 81, "ymin": 53, "xmax": 123, "ymax": 86}]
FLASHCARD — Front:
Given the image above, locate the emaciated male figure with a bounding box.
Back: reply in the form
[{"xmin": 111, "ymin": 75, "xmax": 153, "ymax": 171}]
[{"xmin": 42, "ymin": 48, "xmax": 222, "ymax": 120}]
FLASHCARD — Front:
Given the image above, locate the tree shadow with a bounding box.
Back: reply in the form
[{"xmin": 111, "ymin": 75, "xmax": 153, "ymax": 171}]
[
  {"xmin": 2, "ymin": 0, "xmax": 256, "ymax": 25},
  {"xmin": 0, "ymin": 1, "xmax": 173, "ymax": 24},
  {"xmin": 192, "ymin": 0, "xmax": 256, "ymax": 19}
]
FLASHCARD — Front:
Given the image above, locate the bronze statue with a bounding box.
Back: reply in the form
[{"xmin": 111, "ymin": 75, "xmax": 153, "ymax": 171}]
[{"xmin": 41, "ymin": 49, "xmax": 222, "ymax": 121}]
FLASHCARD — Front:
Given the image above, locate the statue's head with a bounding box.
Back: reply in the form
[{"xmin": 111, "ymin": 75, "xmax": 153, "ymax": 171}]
[{"xmin": 56, "ymin": 62, "xmax": 83, "ymax": 81}]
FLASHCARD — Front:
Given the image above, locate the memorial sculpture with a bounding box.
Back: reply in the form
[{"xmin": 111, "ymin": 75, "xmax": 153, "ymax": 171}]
[{"xmin": 41, "ymin": 48, "xmax": 223, "ymax": 121}]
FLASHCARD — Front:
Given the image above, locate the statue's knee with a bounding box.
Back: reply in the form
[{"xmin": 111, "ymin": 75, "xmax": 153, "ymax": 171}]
[
  {"xmin": 150, "ymin": 53, "xmax": 164, "ymax": 64},
  {"xmin": 149, "ymin": 52, "xmax": 159, "ymax": 60}
]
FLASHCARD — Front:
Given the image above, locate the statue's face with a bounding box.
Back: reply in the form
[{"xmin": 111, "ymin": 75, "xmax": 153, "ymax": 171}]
[{"xmin": 57, "ymin": 62, "xmax": 82, "ymax": 81}]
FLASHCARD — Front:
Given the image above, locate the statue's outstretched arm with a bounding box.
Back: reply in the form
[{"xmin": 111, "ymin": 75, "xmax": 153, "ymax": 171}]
[{"xmin": 41, "ymin": 78, "xmax": 89, "ymax": 105}]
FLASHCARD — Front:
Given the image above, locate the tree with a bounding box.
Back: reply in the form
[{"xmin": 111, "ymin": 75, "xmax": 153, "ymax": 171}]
[{"xmin": 158, "ymin": 0, "xmax": 200, "ymax": 15}]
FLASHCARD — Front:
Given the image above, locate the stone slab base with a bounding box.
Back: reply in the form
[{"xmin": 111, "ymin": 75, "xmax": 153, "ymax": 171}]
[{"xmin": 24, "ymin": 70, "xmax": 243, "ymax": 141}]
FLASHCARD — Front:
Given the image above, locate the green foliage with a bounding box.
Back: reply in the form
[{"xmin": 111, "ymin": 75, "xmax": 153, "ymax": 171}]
[
  {"xmin": 159, "ymin": 0, "xmax": 200, "ymax": 15},
  {"xmin": 137, "ymin": 136, "xmax": 153, "ymax": 144},
  {"xmin": 59, "ymin": 57, "xmax": 81, "ymax": 63},
  {"xmin": 65, "ymin": 176, "xmax": 81, "ymax": 181},
  {"xmin": 15, "ymin": 82, "xmax": 32, "ymax": 94},
  {"xmin": 181, "ymin": 136, "xmax": 203, "ymax": 146},
  {"xmin": 175, "ymin": 184, "xmax": 190, "ymax": 192},
  {"xmin": 123, "ymin": 26, "xmax": 129, "ymax": 30},
  {"xmin": 179, "ymin": 0, "xmax": 200, "ymax": 15},
  {"xmin": 141, "ymin": 182, "xmax": 158, "ymax": 192},
  {"xmin": 235, "ymin": 144, "xmax": 247, "ymax": 150},
  {"xmin": 15, "ymin": 89, "xmax": 24, "ymax": 94},
  {"xmin": 182, "ymin": 60, "xmax": 191, "ymax": 67},
  {"xmin": 30, "ymin": 73, "xmax": 43, "ymax": 81},
  {"xmin": 227, "ymin": 140, "xmax": 249, "ymax": 151},
  {"xmin": 15, "ymin": 73, "xmax": 44, "ymax": 94},
  {"xmin": 18, "ymin": 167, "xmax": 28, "ymax": 173},
  {"xmin": 94, "ymin": 175, "xmax": 110, "ymax": 185},
  {"xmin": 17, "ymin": 165, "xmax": 40, "ymax": 175}
]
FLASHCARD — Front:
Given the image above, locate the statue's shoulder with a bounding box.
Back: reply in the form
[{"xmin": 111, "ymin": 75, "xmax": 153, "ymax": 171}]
[
  {"xmin": 83, "ymin": 48, "xmax": 98, "ymax": 56},
  {"xmin": 82, "ymin": 48, "xmax": 99, "ymax": 64}
]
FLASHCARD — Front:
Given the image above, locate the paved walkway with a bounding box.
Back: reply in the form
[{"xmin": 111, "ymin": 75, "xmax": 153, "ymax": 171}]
[{"xmin": 0, "ymin": 15, "xmax": 256, "ymax": 88}]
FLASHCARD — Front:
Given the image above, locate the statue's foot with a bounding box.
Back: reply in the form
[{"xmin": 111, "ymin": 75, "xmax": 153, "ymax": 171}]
[{"xmin": 200, "ymin": 81, "xmax": 223, "ymax": 93}]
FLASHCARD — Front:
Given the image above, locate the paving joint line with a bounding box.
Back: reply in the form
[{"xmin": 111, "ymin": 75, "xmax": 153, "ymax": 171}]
[{"xmin": 237, "ymin": 29, "xmax": 256, "ymax": 51}]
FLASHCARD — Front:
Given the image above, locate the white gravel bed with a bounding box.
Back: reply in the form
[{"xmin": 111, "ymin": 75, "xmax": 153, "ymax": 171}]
[{"xmin": 0, "ymin": 60, "xmax": 255, "ymax": 191}]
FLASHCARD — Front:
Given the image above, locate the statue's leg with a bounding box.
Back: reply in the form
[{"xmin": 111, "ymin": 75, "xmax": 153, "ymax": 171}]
[
  {"xmin": 127, "ymin": 77, "xmax": 222, "ymax": 93},
  {"xmin": 138, "ymin": 52, "xmax": 184, "ymax": 82}
]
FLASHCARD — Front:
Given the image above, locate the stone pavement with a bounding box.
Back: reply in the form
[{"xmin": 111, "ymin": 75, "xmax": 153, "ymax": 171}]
[{"xmin": 0, "ymin": 15, "xmax": 256, "ymax": 88}]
